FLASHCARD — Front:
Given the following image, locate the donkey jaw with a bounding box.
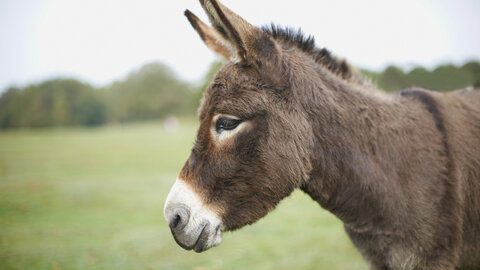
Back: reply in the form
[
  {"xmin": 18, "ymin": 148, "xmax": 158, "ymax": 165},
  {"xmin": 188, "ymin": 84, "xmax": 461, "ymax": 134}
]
[{"xmin": 164, "ymin": 178, "xmax": 224, "ymax": 252}]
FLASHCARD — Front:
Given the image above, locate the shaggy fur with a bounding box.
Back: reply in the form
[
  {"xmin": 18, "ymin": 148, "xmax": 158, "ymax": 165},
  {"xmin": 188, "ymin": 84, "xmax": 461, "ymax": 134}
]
[
  {"xmin": 176, "ymin": 1, "xmax": 480, "ymax": 269},
  {"xmin": 261, "ymin": 24, "xmax": 365, "ymax": 85}
]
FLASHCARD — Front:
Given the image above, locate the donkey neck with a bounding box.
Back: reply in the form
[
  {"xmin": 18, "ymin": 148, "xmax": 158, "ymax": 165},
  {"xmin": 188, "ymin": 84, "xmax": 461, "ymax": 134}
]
[{"xmin": 295, "ymin": 64, "xmax": 408, "ymax": 232}]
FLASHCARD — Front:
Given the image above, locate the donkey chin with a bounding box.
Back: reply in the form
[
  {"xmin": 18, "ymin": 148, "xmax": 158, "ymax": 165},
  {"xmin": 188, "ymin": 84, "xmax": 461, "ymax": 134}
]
[{"xmin": 164, "ymin": 178, "xmax": 223, "ymax": 253}]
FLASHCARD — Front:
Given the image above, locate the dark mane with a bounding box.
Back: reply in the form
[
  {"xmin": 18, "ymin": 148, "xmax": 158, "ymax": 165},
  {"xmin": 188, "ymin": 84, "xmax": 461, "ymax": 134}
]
[{"xmin": 261, "ymin": 24, "xmax": 366, "ymax": 84}]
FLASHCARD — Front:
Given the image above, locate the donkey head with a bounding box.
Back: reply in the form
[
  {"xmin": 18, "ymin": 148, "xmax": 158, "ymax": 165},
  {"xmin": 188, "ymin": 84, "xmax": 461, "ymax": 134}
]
[{"xmin": 164, "ymin": 0, "xmax": 313, "ymax": 252}]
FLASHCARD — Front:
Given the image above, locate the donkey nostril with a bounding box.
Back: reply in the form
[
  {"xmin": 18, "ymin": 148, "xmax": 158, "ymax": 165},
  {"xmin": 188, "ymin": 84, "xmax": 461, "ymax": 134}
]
[
  {"xmin": 168, "ymin": 206, "xmax": 190, "ymax": 231},
  {"xmin": 171, "ymin": 214, "xmax": 181, "ymax": 229}
]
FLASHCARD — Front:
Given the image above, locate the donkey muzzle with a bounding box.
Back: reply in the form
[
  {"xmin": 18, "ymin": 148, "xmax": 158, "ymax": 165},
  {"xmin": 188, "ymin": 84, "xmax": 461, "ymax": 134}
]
[{"xmin": 164, "ymin": 179, "xmax": 223, "ymax": 252}]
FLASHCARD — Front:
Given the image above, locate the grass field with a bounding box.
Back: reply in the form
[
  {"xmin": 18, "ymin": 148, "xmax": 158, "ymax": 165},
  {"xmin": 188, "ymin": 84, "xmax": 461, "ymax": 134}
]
[{"xmin": 0, "ymin": 120, "xmax": 368, "ymax": 270}]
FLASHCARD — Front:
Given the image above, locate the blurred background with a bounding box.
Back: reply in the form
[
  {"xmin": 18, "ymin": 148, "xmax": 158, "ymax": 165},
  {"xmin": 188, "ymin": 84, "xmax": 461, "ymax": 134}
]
[{"xmin": 0, "ymin": 0, "xmax": 479, "ymax": 269}]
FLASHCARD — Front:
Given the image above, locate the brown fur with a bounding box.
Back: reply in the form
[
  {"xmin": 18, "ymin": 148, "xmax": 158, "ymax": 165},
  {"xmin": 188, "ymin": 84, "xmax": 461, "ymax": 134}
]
[
  {"xmin": 185, "ymin": 10, "xmax": 232, "ymax": 60},
  {"xmin": 179, "ymin": 1, "xmax": 480, "ymax": 269}
]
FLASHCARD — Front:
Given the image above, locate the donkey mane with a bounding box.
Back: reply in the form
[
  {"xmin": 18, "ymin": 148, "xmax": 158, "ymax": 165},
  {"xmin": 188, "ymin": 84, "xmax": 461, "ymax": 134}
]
[{"xmin": 261, "ymin": 24, "xmax": 367, "ymax": 85}]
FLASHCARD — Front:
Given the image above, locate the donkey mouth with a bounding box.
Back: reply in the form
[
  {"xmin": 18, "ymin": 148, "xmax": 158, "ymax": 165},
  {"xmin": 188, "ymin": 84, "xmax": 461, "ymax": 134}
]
[
  {"xmin": 192, "ymin": 223, "xmax": 209, "ymax": 253},
  {"xmin": 172, "ymin": 222, "xmax": 208, "ymax": 252},
  {"xmin": 171, "ymin": 221, "xmax": 223, "ymax": 253}
]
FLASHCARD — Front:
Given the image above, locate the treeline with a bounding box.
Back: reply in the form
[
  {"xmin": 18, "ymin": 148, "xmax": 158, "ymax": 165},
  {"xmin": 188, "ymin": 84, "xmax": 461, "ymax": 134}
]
[
  {"xmin": 0, "ymin": 62, "xmax": 195, "ymax": 129},
  {"xmin": 0, "ymin": 60, "xmax": 479, "ymax": 129},
  {"xmin": 362, "ymin": 61, "xmax": 480, "ymax": 92}
]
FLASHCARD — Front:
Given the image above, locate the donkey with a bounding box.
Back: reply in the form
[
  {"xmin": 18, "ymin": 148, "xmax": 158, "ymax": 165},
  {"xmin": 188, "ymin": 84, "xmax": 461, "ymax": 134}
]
[{"xmin": 164, "ymin": 1, "xmax": 480, "ymax": 269}]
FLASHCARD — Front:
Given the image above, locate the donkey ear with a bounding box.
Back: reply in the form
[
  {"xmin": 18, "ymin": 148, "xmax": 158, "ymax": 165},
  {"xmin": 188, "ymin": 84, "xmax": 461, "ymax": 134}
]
[
  {"xmin": 194, "ymin": 0, "xmax": 264, "ymax": 64},
  {"xmin": 185, "ymin": 10, "xmax": 232, "ymax": 60}
]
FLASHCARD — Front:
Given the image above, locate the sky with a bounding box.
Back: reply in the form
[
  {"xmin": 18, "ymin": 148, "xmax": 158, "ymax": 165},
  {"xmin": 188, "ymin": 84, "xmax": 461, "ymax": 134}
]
[{"xmin": 0, "ymin": 0, "xmax": 479, "ymax": 92}]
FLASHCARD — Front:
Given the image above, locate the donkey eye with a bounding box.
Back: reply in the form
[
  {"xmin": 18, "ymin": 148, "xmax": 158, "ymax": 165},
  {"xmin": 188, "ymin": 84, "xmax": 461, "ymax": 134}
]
[{"xmin": 216, "ymin": 117, "xmax": 243, "ymax": 133}]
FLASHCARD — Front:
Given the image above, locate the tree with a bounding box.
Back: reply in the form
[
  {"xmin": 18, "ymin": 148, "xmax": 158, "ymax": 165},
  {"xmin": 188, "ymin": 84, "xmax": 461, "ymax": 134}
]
[
  {"xmin": 0, "ymin": 79, "xmax": 106, "ymax": 128},
  {"xmin": 461, "ymin": 61, "xmax": 480, "ymax": 87},
  {"xmin": 0, "ymin": 87, "xmax": 22, "ymax": 128},
  {"xmin": 429, "ymin": 64, "xmax": 473, "ymax": 91},
  {"xmin": 104, "ymin": 62, "xmax": 194, "ymax": 122},
  {"xmin": 377, "ymin": 66, "xmax": 408, "ymax": 92}
]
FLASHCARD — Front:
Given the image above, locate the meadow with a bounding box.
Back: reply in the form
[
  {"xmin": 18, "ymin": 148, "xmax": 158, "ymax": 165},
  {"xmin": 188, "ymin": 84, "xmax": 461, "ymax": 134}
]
[{"xmin": 0, "ymin": 119, "xmax": 368, "ymax": 270}]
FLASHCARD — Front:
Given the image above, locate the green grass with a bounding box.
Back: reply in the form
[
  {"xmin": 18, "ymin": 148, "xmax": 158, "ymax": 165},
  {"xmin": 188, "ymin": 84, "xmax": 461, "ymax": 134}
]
[{"xmin": 0, "ymin": 120, "xmax": 368, "ymax": 270}]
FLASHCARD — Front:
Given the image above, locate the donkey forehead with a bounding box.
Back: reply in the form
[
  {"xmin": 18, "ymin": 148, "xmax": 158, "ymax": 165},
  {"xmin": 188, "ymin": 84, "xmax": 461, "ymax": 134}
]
[
  {"xmin": 213, "ymin": 63, "xmax": 261, "ymax": 89},
  {"xmin": 198, "ymin": 64, "xmax": 270, "ymax": 119}
]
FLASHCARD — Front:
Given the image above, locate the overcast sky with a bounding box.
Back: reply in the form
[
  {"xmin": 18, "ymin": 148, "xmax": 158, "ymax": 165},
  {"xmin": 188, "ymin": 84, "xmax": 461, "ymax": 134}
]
[{"xmin": 0, "ymin": 0, "xmax": 479, "ymax": 92}]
